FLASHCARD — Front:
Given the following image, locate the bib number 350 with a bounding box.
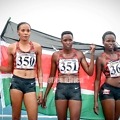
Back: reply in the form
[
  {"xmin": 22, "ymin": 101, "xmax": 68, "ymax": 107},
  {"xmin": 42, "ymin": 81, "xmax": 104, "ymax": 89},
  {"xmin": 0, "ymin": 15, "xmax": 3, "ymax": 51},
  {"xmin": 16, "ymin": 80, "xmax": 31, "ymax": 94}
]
[{"xmin": 16, "ymin": 52, "xmax": 36, "ymax": 69}]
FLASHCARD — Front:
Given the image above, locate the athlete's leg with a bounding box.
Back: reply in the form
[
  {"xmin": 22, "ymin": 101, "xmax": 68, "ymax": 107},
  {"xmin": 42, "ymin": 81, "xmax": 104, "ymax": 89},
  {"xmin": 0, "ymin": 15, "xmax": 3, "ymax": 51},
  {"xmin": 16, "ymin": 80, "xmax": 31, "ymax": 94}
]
[
  {"xmin": 101, "ymin": 99, "xmax": 115, "ymax": 120},
  {"xmin": 69, "ymin": 100, "xmax": 82, "ymax": 120},
  {"xmin": 10, "ymin": 89, "xmax": 23, "ymax": 120},
  {"xmin": 55, "ymin": 100, "xmax": 68, "ymax": 120},
  {"xmin": 115, "ymin": 100, "xmax": 120, "ymax": 120},
  {"xmin": 24, "ymin": 92, "xmax": 38, "ymax": 120}
]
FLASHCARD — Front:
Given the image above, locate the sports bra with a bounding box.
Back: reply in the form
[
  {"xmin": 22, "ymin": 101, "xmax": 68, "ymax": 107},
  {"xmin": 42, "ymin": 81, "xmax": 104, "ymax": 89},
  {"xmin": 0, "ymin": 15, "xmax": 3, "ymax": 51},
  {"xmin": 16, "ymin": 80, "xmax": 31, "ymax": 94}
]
[
  {"xmin": 57, "ymin": 49, "xmax": 80, "ymax": 76},
  {"xmin": 14, "ymin": 41, "xmax": 36, "ymax": 70},
  {"xmin": 102, "ymin": 51, "xmax": 120, "ymax": 78}
]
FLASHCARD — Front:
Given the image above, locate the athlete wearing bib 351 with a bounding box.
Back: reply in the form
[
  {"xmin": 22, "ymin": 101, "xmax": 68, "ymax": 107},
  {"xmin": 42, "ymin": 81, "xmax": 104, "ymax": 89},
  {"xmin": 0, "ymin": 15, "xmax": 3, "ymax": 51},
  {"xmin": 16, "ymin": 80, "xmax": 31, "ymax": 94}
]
[
  {"xmin": 10, "ymin": 41, "xmax": 37, "ymax": 93},
  {"xmin": 55, "ymin": 49, "xmax": 81, "ymax": 100},
  {"xmin": 42, "ymin": 31, "xmax": 95, "ymax": 120},
  {"xmin": 94, "ymin": 31, "xmax": 120, "ymax": 120},
  {"xmin": 58, "ymin": 49, "xmax": 79, "ymax": 75}
]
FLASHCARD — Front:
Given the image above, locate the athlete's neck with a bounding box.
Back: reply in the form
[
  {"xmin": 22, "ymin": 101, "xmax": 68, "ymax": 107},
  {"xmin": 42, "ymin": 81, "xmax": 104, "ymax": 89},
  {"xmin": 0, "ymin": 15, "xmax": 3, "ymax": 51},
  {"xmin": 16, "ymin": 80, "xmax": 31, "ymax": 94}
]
[
  {"xmin": 19, "ymin": 40, "xmax": 30, "ymax": 45},
  {"xmin": 104, "ymin": 49, "xmax": 115, "ymax": 55},
  {"xmin": 63, "ymin": 48, "xmax": 73, "ymax": 54}
]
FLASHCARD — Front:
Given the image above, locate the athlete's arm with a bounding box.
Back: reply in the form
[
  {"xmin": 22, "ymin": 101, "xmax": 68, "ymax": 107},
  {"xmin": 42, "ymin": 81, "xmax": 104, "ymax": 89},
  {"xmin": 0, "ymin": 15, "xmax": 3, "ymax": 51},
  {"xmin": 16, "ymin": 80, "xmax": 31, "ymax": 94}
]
[
  {"xmin": 36, "ymin": 44, "xmax": 43, "ymax": 104},
  {"xmin": 0, "ymin": 44, "xmax": 14, "ymax": 73},
  {"xmin": 42, "ymin": 52, "xmax": 57, "ymax": 108},
  {"xmin": 80, "ymin": 44, "xmax": 95, "ymax": 76},
  {"xmin": 94, "ymin": 56, "xmax": 103, "ymax": 115}
]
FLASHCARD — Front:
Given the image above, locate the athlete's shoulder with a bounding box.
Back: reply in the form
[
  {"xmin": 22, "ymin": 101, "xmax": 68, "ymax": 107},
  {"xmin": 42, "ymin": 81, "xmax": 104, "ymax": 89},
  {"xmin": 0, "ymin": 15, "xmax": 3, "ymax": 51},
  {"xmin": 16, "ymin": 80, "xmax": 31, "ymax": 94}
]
[
  {"xmin": 76, "ymin": 49, "xmax": 82, "ymax": 54},
  {"xmin": 96, "ymin": 52, "xmax": 105, "ymax": 63},
  {"xmin": 99, "ymin": 52, "xmax": 106, "ymax": 58},
  {"xmin": 7, "ymin": 42, "xmax": 18, "ymax": 54},
  {"xmin": 75, "ymin": 49, "xmax": 84, "ymax": 58},
  {"xmin": 52, "ymin": 50, "xmax": 59, "ymax": 57},
  {"xmin": 8, "ymin": 42, "xmax": 17, "ymax": 49},
  {"xmin": 31, "ymin": 41, "xmax": 41, "ymax": 48}
]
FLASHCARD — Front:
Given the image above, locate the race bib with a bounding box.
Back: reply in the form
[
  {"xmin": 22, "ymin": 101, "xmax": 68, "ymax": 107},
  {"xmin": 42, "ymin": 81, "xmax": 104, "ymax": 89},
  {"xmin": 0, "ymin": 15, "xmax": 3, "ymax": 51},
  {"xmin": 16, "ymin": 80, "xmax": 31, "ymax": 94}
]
[
  {"xmin": 107, "ymin": 60, "xmax": 120, "ymax": 77},
  {"xmin": 16, "ymin": 52, "xmax": 36, "ymax": 69},
  {"xmin": 59, "ymin": 59, "xmax": 79, "ymax": 74}
]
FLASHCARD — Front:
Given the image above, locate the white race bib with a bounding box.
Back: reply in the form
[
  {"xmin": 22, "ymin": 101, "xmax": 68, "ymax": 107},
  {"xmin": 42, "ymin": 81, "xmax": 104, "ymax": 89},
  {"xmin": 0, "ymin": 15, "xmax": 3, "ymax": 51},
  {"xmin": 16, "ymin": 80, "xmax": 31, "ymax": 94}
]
[
  {"xmin": 107, "ymin": 60, "xmax": 120, "ymax": 77},
  {"xmin": 59, "ymin": 59, "xmax": 79, "ymax": 74},
  {"xmin": 16, "ymin": 52, "xmax": 36, "ymax": 69}
]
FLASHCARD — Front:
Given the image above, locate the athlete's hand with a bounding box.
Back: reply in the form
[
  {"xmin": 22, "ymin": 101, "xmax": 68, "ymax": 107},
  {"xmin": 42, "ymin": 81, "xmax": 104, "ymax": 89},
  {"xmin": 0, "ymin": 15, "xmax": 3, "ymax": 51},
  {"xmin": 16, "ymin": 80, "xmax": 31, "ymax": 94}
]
[
  {"xmin": 41, "ymin": 97, "xmax": 47, "ymax": 108},
  {"xmin": 90, "ymin": 44, "xmax": 96, "ymax": 54},
  {"xmin": 93, "ymin": 102, "xmax": 99, "ymax": 115},
  {"xmin": 37, "ymin": 92, "xmax": 43, "ymax": 105}
]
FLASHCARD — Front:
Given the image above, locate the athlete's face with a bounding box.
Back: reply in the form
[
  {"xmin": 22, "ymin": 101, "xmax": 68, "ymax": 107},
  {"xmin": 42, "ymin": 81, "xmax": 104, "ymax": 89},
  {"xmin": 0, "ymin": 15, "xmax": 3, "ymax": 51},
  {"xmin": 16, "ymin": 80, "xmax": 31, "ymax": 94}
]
[
  {"xmin": 17, "ymin": 24, "xmax": 31, "ymax": 41},
  {"xmin": 61, "ymin": 34, "xmax": 73, "ymax": 50},
  {"xmin": 103, "ymin": 34, "xmax": 116, "ymax": 51}
]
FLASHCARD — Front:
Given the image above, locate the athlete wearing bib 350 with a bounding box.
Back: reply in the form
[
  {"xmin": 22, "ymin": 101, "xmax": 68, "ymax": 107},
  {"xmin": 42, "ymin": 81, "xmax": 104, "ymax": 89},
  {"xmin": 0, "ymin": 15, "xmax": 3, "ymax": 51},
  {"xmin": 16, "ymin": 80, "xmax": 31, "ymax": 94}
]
[
  {"xmin": 94, "ymin": 31, "xmax": 120, "ymax": 120},
  {"xmin": 42, "ymin": 31, "xmax": 95, "ymax": 120},
  {"xmin": 0, "ymin": 22, "xmax": 43, "ymax": 120},
  {"xmin": 10, "ymin": 41, "xmax": 37, "ymax": 93}
]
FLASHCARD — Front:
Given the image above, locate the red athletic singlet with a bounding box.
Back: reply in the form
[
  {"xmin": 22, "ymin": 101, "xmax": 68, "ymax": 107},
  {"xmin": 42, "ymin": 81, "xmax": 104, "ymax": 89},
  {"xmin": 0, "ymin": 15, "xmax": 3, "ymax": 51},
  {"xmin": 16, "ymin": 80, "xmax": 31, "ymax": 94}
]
[
  {"xmin": 14, "ymin": 41, "xmax": 36, "ymax": 70},
  {"xmin": 57, "ymin": 49, "xmax": 80, "ymax": 76},
  {"xmin": 102, "ymin": 51, "xmax": 120, "ymax": 78}
]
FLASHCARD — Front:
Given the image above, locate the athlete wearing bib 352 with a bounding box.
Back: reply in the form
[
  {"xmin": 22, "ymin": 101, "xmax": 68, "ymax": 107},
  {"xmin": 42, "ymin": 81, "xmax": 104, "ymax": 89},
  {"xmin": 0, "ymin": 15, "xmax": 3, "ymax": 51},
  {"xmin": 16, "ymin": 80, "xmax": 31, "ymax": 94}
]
[
  {"xmin": 42, "ymin": 31, "xmax": 95, "ymax": 120},
  {"xmin": 0, "ymin": 22, "xmax": 43, "ymax": 120},
  {"xmin": 94, "ymin": 31, "xmax": 120, "ymax": 120}
]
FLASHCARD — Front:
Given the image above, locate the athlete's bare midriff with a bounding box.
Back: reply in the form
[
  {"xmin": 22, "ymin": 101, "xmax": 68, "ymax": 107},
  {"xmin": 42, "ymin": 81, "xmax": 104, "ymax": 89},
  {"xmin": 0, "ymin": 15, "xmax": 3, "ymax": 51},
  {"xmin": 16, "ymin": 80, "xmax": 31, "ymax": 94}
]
[
  {"xmin": 106, "ymin": 77, "xmax": 120, "ymax": 88},
  {"xmin": 13, "ymin": 69, "xmax": 36, "ymax": 79},
  {"xmin": 58, "ymin": 74, "xmax": 80, "ymax": 83}
]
